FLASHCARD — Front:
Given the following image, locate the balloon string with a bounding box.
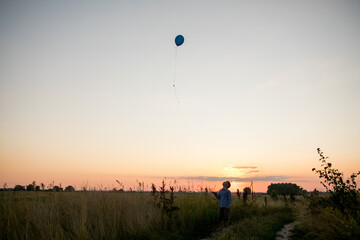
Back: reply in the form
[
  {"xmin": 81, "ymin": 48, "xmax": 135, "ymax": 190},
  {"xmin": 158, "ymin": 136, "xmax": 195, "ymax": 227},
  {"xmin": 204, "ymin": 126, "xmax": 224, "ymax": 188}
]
[{"xmin": 173, "ymin": 46, "xmax": 179, "ymax": 103}]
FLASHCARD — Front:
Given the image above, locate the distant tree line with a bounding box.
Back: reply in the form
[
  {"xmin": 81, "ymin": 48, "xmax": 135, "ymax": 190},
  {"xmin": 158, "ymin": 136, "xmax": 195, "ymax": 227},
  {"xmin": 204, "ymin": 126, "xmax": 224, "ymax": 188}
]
[
  {"xmin": 2, "ymin": 180, "xmax": 308, "ymax": 197},
  {"xmin": 0, "ymin": 181, "xmax": 76, "ymax": 192}
]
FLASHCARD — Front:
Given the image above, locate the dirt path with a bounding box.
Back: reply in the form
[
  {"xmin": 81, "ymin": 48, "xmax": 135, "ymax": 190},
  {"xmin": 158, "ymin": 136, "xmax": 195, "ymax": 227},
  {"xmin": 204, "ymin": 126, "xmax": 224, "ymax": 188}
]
[
  {"xmin": 199, "ymin": 230, "xmax": 220, "ymax": 240},
  {"xmin": 275, "ymin": 221, "xmax": 300, "ymax": 240},
  {"xmin": 201, "ymin": 221, "xmax": 300, "ymax": 240}
]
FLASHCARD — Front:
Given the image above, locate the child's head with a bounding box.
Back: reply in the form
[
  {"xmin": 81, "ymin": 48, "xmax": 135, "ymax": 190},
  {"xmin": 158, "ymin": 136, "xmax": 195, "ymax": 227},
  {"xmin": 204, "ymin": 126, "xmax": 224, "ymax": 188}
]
[{"xmin": 222, "ymin": 181, "xmax": 231, "ymax": 189}]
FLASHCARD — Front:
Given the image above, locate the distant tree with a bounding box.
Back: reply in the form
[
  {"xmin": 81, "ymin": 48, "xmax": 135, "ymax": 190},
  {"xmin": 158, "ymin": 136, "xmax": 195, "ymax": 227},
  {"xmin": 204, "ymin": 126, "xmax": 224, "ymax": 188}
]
[
  {"xmin": 65, "ymin": 185, "xmax": 75, "ymax": 192},
  {"xmin": 14, "ymin": 185, "xmax": 25, "ymax": 191},
  {"xmin": 267, "ymin": 183, "xmax": 305, "ymax": 201},
  {"xmin": 53, "ymin": 186, "xmax": 63, "ymax": 192},
  {"xmin": 26, "ymin": 184, "xmax": 35, "ymax": 191},
  {"xmin": 35, "ymin": 186, "xmax": 41, "ymax": 191}
]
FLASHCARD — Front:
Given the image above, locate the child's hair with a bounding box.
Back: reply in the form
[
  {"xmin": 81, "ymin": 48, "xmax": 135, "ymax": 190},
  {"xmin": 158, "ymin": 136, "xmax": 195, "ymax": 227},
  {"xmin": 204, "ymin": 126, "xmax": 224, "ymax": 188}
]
[{"xmin": 223, "ymin": 181, "xmax": 231, "ymax": 188}]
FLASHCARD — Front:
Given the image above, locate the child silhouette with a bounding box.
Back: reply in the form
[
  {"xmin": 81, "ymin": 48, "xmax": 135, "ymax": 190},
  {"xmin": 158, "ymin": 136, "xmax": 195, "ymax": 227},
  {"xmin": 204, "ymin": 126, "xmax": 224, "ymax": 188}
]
[{"xmin": 212, "ymin": 181, "xmax": 232, "ymax": 230}]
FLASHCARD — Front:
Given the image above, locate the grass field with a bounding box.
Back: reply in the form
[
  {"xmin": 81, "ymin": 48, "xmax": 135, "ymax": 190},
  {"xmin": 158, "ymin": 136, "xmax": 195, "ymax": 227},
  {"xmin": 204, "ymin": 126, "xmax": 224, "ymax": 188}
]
[
  {"xmin": 2, "ymin": 187, "xmax": 359, "ymax": 240},
  {"xmin": 0, "ymin": 191, "xmax": 294, "ymax": 240}
]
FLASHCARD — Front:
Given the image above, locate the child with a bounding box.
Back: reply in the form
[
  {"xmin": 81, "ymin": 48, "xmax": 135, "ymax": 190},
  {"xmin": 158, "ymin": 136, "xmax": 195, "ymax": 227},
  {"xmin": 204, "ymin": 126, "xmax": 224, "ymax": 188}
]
[{"xmin": 212, "ymin": 181, "xmax": 232, "ymax": 230}]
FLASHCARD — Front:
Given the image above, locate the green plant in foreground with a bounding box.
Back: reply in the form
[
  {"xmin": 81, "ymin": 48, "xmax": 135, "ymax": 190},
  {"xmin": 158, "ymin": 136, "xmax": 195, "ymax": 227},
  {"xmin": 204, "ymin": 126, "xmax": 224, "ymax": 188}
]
[
  {"xmin": 293, "ymin": 148, "xmax": 360, "ymax": 240},
  {"xmin": 152, "ymin": 180, "xmax": 179, "ymax": 215},
  {"xmin": 312, "ymin": 148, "xmax": 360, "ymax": 216},
  {"xmin": 313, "ymin": 148, "xmax": 360, "ymax": 194}
]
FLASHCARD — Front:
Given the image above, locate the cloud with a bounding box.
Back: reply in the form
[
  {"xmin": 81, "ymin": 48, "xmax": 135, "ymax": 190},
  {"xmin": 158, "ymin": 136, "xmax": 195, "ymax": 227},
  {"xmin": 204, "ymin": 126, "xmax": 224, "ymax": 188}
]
[
  {"xmin": 166, "ymin": 175, "xmax": 293, "ymax": 182},
  {"xmin": 233, "ymin": 166, "xmax": 257, "ymax": 170},
  {"xmin": 231, "ymin": 166, "xmax": 259, "ymax": 174}
]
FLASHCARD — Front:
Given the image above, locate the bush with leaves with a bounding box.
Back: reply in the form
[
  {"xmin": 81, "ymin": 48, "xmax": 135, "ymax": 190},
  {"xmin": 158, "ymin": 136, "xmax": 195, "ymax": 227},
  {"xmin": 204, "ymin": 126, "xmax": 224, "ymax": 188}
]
[
  {"xmin": 301, "ymin": 148, "xmax": 360, "ymax": 239},
  {"xmin": 313, "ymin": 148, "xmax": 360, "ymax": 193},
  {"xmin": 312, "ymin": 148, "xmax": 360, "ymax": 217}
]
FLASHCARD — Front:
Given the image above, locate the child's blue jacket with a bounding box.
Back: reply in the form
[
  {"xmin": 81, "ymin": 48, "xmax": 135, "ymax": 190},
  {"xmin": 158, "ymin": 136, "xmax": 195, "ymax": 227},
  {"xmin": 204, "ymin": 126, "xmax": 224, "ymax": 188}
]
[{"xmin": 216, "ymin": 188, "xmax": 232, "ymax": 208}]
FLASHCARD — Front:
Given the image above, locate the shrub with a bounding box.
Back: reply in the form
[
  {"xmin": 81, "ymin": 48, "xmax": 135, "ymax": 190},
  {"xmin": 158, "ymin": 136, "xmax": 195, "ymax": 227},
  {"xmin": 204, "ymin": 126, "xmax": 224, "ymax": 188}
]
[
  {"xmin": 270, "ymin": 189, "xmax": 278, "ymax": 201},
  {"xmin": 65, "ymin": 186, "xmax": 75, "ymax": 192},
  {"xmin": 294, "ymin": 148, "xmax": 360, "ymax": 240},
  {"xmin": 52, "ymin": 186, "xmax": 63, "ymax": 192},
  {"xmin": 312, "ymin": 148, "xmax": 360, "ymax": 217},
  {"xmin": 26, "ymin": 184, "xmax": 35, "ymax": 191},
  {"xmin": 13, "ymin": 185, "xmax": 25, "ymax": 191}
]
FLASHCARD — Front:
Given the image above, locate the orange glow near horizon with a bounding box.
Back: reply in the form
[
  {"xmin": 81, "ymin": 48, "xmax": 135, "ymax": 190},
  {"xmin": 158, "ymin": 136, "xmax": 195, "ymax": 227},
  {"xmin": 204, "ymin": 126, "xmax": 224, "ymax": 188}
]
[
  {"xmin": 0, "ymin": 151, "xmax": 326, "ymax": 193},
  {"xmin": 1, "ymin": 145, "xmax": 359, "ymax": 193}
]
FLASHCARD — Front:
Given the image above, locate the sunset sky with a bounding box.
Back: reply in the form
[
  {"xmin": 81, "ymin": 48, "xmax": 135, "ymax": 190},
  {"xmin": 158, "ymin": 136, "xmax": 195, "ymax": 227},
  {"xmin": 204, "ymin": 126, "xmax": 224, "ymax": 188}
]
[{"xmin": 1, "ymin": 0, "xmax": 359, "ymax": 192}]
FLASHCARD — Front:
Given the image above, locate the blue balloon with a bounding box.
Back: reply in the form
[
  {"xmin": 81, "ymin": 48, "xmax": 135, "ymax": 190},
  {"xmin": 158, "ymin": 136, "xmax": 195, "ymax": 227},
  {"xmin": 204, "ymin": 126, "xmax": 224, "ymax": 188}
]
[{"xmin": 175, "ymin": 35, "xmax": 184, "ymax": 46}]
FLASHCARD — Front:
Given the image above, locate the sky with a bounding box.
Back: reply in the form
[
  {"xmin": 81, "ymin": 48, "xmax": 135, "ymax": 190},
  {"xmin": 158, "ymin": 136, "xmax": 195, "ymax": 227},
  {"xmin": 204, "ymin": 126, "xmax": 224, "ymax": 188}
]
[{"xmin": 1, "ymin": 0, "xmax": 359, "ymax": 192}]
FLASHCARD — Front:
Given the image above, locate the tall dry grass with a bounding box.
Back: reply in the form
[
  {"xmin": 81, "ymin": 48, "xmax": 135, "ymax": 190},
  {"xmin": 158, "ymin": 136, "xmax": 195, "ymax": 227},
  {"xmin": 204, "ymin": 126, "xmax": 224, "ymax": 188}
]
[
  {"xmin": 0, "ymin": 191, "xmax": 221, "ymax": 240},
  {"xmin": 0, "ymin": 191, "xmax": 166, "ymax": 239},
  {"xmin": 0, "ymin": 190, "xmax": 298, "ymax": 240}
]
